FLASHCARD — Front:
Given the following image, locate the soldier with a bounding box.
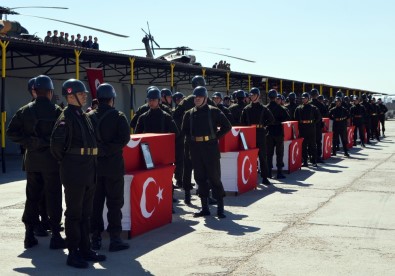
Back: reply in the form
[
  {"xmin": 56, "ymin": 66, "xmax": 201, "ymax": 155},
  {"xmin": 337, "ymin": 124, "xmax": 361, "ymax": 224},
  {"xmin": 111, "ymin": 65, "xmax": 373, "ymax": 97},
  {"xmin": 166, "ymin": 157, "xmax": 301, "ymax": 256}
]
[
  {"xmin": 228, "ymin": 90, "xmax": 247, "ymax": 125},
  {"xmin": 88, "ymin": 83, "xmax": 130, "ymax": 252},
  {"xmin": 240, "ymin": 87, "xmax": 275, "ymax": 184},
  {"xmin": 69, "ymin": 35, "xmax": 76, "ymax": 46},
  {"xmin": 310, "ymin": 88, "xmax": 328, "ymax": 163},
  {"xmin": 130, "ymin": 86, "xmax": 172, "ymax": 129},
  {"xmin": 361, "ymin": 94, "xmax": 372, "ymax": 144},
  {"xmin": 172, "ymin": 92, "xmax": 185, "ymax": 109},
  {"xmin": 59, "ymin": 31, "xmax": 66, "ymax": 44},
  {"xmin": 211, "ymin": 92, "xmax": 235, "ymax": 125},
  {"xmin": 370, "ymin": 97, "xmax": 380, "ymax": 141},
  {"xmin": 294, "ymin": 92, "xmax": 322, "ymax": 167},
  {"xmin": 223, "ymin": 95, "xmax": 231, "ymax": 107},
  {"xmin": 51, "ymin": 79, "xmax": 106, "ymax": 268},
  {"xmin": 161, "ymin": 88, "xmax": 173, "ymax": 110},
  {"xmin": 377, "ymin": 98, "xmax": 388, "ymax": 137},
  {"xmin": 266, "ymin": 89, "xmax": 291, "ymax": 179},
  {"xmin": 44, "ymin": 31, "xmax": 52, "ymax": 43},
  {"xmin": 350, "ymin": 96, "xmax": 366, "ymax": 147},
  {"xmin": 6, "ymin": 75, "xmax": 65, "ymax": 249},
  {"xmin": 181, "ymin": 86, "xmax": 232, "ymax": 218},
  {"xmin": 92, "ymin": 37, "xmax": 99, "ymax": 50},
  {"xmin": 75, "ymin": 34, "xmax": 82, "ymax": 46},
  {"xmin": 329, "ymin": 97, "xmax": 350, "ymax": 157},
  {"xmin": 51, "ymin": 30, "xmax": 60, "ymax": 44},
  {"xmin": 172, "ymin": 75, "xmax": 216, "ymax": 204},
  {"xmin": 285, "ymin": 92, "xmax": 298, "ymax": 120}
]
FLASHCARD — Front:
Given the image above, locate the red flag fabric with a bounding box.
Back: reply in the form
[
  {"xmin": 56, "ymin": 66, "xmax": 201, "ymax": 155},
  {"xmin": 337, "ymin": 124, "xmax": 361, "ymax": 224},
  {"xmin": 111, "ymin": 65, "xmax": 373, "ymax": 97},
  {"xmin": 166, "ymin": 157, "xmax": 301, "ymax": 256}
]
[
  {"xmin": 236, "ymin": 149, "xmax": 258, "ymax": 194},
  {"xmin": 86, "ymin": 68, "xmax": 104, "ymax": 99},
  {"xmin": 130, "ymin": 165, "xmax": 174, "ymax": 237},
  {"xmin": 288, "ymin": 138, "xmax": 303, "ymax": 173},
  {"xmin": 322, "ymin": 132, "xmax": 333, "ymax": 160}
]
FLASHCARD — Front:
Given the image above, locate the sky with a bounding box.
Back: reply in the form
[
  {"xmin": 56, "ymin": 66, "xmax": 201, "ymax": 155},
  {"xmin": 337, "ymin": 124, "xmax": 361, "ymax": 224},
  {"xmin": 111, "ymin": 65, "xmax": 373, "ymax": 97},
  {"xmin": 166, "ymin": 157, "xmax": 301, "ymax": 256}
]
[{"xmin": 2, "ymin": 0, "xmax": 395, "ymax": 94}]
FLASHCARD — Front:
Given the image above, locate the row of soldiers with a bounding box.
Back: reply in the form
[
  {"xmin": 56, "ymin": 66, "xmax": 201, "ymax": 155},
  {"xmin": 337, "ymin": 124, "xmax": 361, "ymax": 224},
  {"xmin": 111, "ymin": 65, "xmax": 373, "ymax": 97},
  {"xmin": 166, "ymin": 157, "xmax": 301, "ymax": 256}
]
[
  {"xmin": 43, "ymin": 30, "xmax": 99, "ymax": 49},
  {"xmin": 7, "ymin": 76, "xmax": 130, "ymax": 268}
]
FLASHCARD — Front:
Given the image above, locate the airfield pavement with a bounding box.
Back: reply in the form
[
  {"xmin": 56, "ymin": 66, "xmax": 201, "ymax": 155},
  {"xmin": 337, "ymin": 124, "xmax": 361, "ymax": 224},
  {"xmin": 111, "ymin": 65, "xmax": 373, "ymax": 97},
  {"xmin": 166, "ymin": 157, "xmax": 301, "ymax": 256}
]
[{"xmin": 0, "ymin": 120, "xmax": 394, "ymax": 275}]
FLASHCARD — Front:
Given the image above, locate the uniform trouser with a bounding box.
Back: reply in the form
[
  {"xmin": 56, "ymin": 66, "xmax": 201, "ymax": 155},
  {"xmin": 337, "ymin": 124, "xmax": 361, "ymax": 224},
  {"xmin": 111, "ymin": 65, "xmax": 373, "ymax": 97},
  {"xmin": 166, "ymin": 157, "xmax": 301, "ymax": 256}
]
[
  {"xmin": 39, "ymin": 193, "xmax": 49, "ymax": 223},
  {"xmin": 371, "ymin": 116, "xmax": 380, "ymax": 139},
  {"xmin": 300, "ymin": 126, "xmax": 317, "ymax": 163},
  {"xmin": 61, "ymin": 156, "xmax": 96, "ymax": 252},
  {"xmin": 333, "ymin": 126, "xmax": 348, "ymax": 153},
  {"xmin": 315, "ymin": 123, "xmax": 323, "ymax": 159},
  {"xmin": 22, "ymin": 171, "xmax": 63, "ymax": 232},
  {"xmin": 174, "ymin": 135, "xmax": 184, "ymax": 185},
  {"xmin": 190, "ymin": 141, "xmax": 225, "ymax": 199},
  {"xmin": 379, "ymin": 115, "xmax": 385, "ymax": 133},
  {"xmin": 365, "ymin": 118, "xmax": 371, "ymax": 141},
  {"xmin": 266, "ymin": 135, "xmax": 285, "ymax": 168},
  {"xmin": 182, "ymin": 139, "xmax": 193, "ymax": 191},
  {"xmin": 90, "ymin": 175, "xmax": 124, "ymax": 236},
  {"xmin": 256, "ymin": 131, "xmax": 269, "ymax": 178},
  {"xmin": 353, "ymin": 123, "xmax": 365, "ymax": 144}
]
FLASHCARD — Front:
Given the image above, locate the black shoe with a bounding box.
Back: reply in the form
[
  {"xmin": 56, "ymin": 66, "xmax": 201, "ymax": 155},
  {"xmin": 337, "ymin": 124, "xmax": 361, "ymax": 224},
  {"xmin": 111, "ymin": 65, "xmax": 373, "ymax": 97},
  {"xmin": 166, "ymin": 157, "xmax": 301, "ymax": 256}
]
[
  {"xmin": 217, "ymin": 212, "xmax": 226, "ymax": 219},
  {"xmin": 344, "ymin": 152, "xmax": 350, "ymax": 157},
  {"xmin": 208, "ymin": 197, "xmax": 217, "ymax": 205},
  {"xmin": 67, "ymin": 251, "xmax": 89, "ymax": 269},
  {"xmin": 34, "ymin": 224, "xmax": 49, "ymax": 237},
  {"xmin": 91, "ymin": 233, "xmax": 102, "ymax": 251},
  {"xmin": 262, "ymin": 177, "xmax": 271, "ymax": 185},
  {"xmin": 193, "ymin": 210, "xmax": 211, "ymax": 217},
  {"xmin": 109, "ymin": 238, "xmax": 129, "ymax": 252},
  {"xmin": 302, "ymin": 162, "xmax": 309, "ymax": 167},
  {"xmin": 277, "ymin": 172, "xmax": 286, "ymax": 179},
  {"xmin": 312, "ymin": 163, "xmax": 318, "ymax": 168},
  {"xmin": 81, "ymin": 250, "xmax": 106, "ymax": 262},
  {"xmin": 24, "ymin": 235, "xmax": 38, "ymax": 249},
  {"xmin": 361, "ymin": 143, "xmax": 366, "ymax": 148},
  {"xmin": 331, "ymin": 152, "xmax": 336, "ymax": 156},
  {"xmin": 50, "ymin": 234, "xmax": 66, "ymax": 249}
]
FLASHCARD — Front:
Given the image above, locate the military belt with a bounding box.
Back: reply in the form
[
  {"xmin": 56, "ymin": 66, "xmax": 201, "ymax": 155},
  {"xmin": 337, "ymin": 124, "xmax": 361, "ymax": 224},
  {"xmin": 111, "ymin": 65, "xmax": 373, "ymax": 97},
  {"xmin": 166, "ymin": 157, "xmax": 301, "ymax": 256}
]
[
  {"xmin": 371, "ymin": 113, "xmax": 377, "ymax": 116},
  {"xmin": 354, "ymin": 115, "xmax": 363, "ymax": 118},
  {"xmin": 191, "ymin": 135, "xmax": 216, "ymax": 142},
  {"xmin": 335, "ymin": 117, "xmax": 347, "ymax": 121},
  {"xmin": 299, "ymin": 120, "xmax": 313, "ymax": 124},
  {"xmin": 68, "ymin": 147, "xmax": 98, "ymax": 156},
  {"xmin": 256, "ymin": 124, "xmax": 266, "ymax": 128}
]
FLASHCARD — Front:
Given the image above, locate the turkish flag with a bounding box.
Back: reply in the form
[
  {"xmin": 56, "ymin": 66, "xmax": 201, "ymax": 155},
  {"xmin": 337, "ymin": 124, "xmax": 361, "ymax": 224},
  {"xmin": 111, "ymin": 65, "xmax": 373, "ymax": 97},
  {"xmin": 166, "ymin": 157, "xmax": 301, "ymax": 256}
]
[
  {"xmin": 130, "ymin": 165, "xmax": 175, "ymax": 237},
  {"xmin": 288, "ymin": 138, "xmax": 303, "ymax": 173},
  {"xmin": 347, "ymin": 126, "xmax": 355, "ymax": 149},
  {"xmin": 321, "ymin": 132, "xmax": 333, "ymax": 160},
  {"xmin": 219, "ymin": 126, "xmax": 256, "ymax": 152},
  {"xmin": 86, "ymin": 68, "xmax": 104, "ymax": 99},
  {"xmin": 322, "ymin": 118, "xmax": 330, "ymax": 133},
  {"xmin": 236, "ymin": 149, "xmax": 258, "ymax": 194},
  {"xmin": 282, "ymin": 121, "xmax": 299, "ymax": 141}
]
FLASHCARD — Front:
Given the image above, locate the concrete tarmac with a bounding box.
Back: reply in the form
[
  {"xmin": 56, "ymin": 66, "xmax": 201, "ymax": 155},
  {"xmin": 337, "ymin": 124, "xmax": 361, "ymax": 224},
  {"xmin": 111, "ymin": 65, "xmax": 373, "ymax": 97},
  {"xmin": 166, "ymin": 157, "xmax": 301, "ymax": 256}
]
[{"xmin": 0, "ymin": 121, "xmax": 394, "ymax": 275}]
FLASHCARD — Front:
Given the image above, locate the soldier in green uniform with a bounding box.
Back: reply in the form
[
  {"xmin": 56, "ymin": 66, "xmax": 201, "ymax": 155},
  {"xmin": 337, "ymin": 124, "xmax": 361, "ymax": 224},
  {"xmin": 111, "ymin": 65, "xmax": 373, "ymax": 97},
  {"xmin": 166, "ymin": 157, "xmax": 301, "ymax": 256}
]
[
  {"xmin": 228, "ymin": 90, "xmax": 247, "ymax": 125},
  {"xmin": 377, "ymin": 98, "xmax": 388, "ymax": 137},
  {"xmin": 240, "ymin": 87, "xmax": 275, "ymax": 185},
  {"xmin": 211, "ymin": 92, "xmax": 235, "ymax": 125},
  {"xmin": 7, "ymin": 75, "xmax": 65, "ymax": 249},
  {"xmin": 310, "ymin": 88, "xmax": 328, "ymax": 163},
  {"xmin": 285, "ymin": 92, "xmax": 298, "ymax": 120},
  {"xmin": 350, "ymin": 96, "xmax": 367, "ymax": 147},
  {"xmin": 88, "ymin": 83, "xmax": 131, "ymax": 252},
  {"xmin": 329, "ymin": 97, "xmax": 350, "ymax": 157},
  {"xmin": 51, "ymin": 79, "xmax": 106, "ymax": 269},
  {"xmin": 181, "ymin": 86, "xmax": 232, "ymax": 218}
]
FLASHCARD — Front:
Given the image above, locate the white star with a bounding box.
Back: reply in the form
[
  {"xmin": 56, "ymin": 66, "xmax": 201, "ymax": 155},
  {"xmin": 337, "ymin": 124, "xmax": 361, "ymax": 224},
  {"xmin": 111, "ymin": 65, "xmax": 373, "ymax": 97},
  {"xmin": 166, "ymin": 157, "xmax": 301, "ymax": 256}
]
[{"xmin": 156, "ymin": 187, "xmax": 164, "ymax": 203}]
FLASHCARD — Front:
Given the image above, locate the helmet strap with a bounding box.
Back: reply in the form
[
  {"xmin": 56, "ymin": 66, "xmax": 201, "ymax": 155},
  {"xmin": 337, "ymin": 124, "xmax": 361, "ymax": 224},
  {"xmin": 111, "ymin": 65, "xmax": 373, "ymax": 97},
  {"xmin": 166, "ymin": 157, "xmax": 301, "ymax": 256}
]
[{"xmin": 73, "ymin": 94, "xmax": 83, "ymax": 107}]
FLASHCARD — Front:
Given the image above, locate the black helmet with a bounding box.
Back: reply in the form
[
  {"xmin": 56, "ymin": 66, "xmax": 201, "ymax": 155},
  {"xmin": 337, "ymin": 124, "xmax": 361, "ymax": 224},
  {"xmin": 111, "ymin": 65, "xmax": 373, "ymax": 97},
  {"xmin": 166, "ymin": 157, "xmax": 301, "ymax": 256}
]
[
  {"xmin": 335, "ymin": 96, "xmax": 342, "ymax": 102},
  {"xmin": 277, "ymin": 94, "xmax": 285, "ymax": 101},
  {"xmin": 361, "ymin": 93, "xmax": 367, "ymax": 100},
  {"xmin": 310, "ymin": 88, "xmax": 319, "ymax": 97},
  {"xmin": 147, "ymin": 87, "xmax": 161, "ymax": 99},
  {"xmin": 212, "ymin": 92, "xmax": 223, "ymax": 99},
  {"xmin": 62, "ymin": 79, "xmax": 88, "ymax": 96},
  {"xmin": 146, "ymin": 85, "xmax": 158, "ymax": 93},
  {"xmin": 191, "ymin": 75, "xmax": 206, "ymax": 88},
  {"xmin": 236, "ymin": 90, "xmax": 246, "ymax": 98},
  {"xmin": 27, "ymin": 77, "xmax": 36, "ymax": 94},
  {"xmin": 344, "ymin": 96, "xmax": 349, "ymax": 102},
  {"xmin": 268, "ymin": 89, "xmax": 278, "ymax": 99},
  {"xmin": 193, "ymin": 86, "xmax": 208, "ymax": 97},
  {"xmin": 35, "ymin": 75, "xmax": 54, "ymax": 90},
  {"xmin": 249, "ymin": 87, "xmax": 260, "ymax": 96},
  {"xmin": 97, "ymin": 83, "xmax": 116, "ymax": 99},
  {"xmin": 336, "ymin": 90, "xmax": 343, "ymax": 98},
  {"xmin": 172, "ymin": 92, "xmax": 184, "ymax": 101},
  {"xmin": 317, "ymin": 95, "xmax": 324, "ymax": 101},
  {"xmin": 288, "ymin": 92, "xmax": 296, "ymax": 100},
  {"xmin": 161, "ymin": 88, "xmax": 172, "ymax": 97},
  {"xmin": 301, "ymin": 92, "xmax": 310, "ymax": 99},
  {"xmin": 367, "ymin": 94, "xmax": 372, "ymax": 100},
  {"xmin": 223, "ymin": 95, "xmax": 231, "ymax": 101}
]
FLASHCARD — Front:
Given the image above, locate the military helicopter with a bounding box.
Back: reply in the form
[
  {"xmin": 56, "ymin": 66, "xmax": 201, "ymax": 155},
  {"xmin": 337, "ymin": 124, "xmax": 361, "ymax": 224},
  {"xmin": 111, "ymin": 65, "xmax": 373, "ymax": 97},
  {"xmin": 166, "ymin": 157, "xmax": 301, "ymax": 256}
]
[
  {"xmin": 115, "ymin": 22, "xmax": 255, "ymax": 66},
  {"xmin": 0, "ymin": 6, "xmax": 128, "ymax": 41}
]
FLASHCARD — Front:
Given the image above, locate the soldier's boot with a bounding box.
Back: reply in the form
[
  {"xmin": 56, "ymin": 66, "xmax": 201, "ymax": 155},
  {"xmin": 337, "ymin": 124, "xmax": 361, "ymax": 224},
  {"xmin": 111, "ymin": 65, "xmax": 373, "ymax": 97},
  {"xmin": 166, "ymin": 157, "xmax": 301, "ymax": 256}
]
[
  {"xmin": 24, "ymin": 225, "xmax": 38, "ymax": 249},
  {"xmin": 276, "ymin": 168, "xmax": 286, "ymax": 179},
  {"xmin": 217, "ymin": 197, "xmax": 226, "ymax": 219},
  {"xmin": 302, "ymin": 160, "xmax": 309, "ymax": 167},
  {"xmin": 109, "ymin": 233, "xmax": 129, "ymax": 252},
  {"xmin": 50, "ymin": 231, "xmax": 66, "ymax": 250},
  {"xmin": 268, "ymin": 167, "xmax": 273, "ymax": 179},
  {"xmin": 33, "ymin": 223, "xmax": 49, "ymax": 237},
  {"xmin": 332, "ymin": 148, "xmax": 337, "ymax": 156},
  {"xmin": 67, "ymin": 250, "xmax": 89, "ymax": 269},
  {"xmin": 383, "ymin": 130, "xmax": 385, "ymax": 137},
  {"xmin": 90, "ymin": 231, "xmax": 102, "ymax": 251},
  {"xmin": 344, "ymin": 151, "xmax": 350, "ymax": 157},
  {"xmin": 184, "ymin": 189, "xmax": 191, "ymax": 205},
  {"xmin": 193, "ymin": 197, "xmax": 211, "ymax": 217}
]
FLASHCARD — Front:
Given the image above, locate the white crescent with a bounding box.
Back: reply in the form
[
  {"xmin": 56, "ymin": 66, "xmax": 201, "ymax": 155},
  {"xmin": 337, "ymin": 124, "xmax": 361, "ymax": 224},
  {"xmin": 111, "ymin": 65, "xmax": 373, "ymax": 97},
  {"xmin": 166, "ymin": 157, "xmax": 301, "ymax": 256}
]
[
  {"xmin": 291, "ymin": 141, "xmax": 298, "ymax": 165},
  {"xmin": 241, "ymin": 155, "xmax": 251, "ymax": 185},
  {"xmin": 231, "ymin": 128, "xmax": 240, "ymax": 137},
  {"xmin": 325, "ymin": 135, "xmax": 330, "ymax": 154},
  {"xmin": 127, "ymin": 138, "xmax": 142, "ymax": 148},
  {"xmin": 286, "ymin": 122, "xmax": 292, "ymax": 127},
  {"xmin": 95, "ymin": 79, "xmax": 101, "ymax": 89},
  {"xmin": 140, "ymin": 177, "xmax": 156, "ymax": 218}
]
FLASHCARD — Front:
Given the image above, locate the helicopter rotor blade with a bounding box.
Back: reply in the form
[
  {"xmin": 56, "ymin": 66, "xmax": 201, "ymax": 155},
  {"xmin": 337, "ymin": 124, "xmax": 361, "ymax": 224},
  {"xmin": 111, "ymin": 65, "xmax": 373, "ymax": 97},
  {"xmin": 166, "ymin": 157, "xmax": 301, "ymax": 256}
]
[
  {"xmin": 20, "ymin": 14, "xmax": 129, "ymax": 38},
  {"xmin": 193, "ymin": 49, "xmax": 255, "ymax": 63},
  {"xmin": 112, "ymin": 48, "xmax": 146, "ymax": 53},
  {"xmin": 141, "ymin": 28, "xmax": 148, "ymax": 36},
  {"xmin": 10, "ymin": 6, "xmax": 69, "ymax": 10}
]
